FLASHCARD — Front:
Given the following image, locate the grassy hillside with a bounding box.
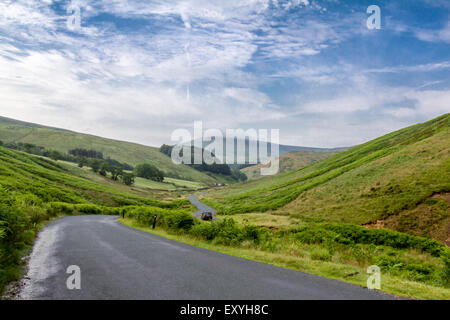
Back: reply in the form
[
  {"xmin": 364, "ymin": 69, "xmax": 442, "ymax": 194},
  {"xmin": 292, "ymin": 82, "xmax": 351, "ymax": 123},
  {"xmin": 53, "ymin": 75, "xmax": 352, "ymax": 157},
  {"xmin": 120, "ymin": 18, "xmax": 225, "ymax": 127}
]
[
  {"xmin": 0, "ymin": 146, "xmax": 190, "ymax": 207},
  {"xmin": 203, "ymin": 114, "xmax": 450, "ymax": 241},
  {"xmin": 241, "ymin": 149, "xmax": 343, "ymax": 180},
  {"xmin": 0, "ymin": 116, "xmax": 216, "ymax": 185}
]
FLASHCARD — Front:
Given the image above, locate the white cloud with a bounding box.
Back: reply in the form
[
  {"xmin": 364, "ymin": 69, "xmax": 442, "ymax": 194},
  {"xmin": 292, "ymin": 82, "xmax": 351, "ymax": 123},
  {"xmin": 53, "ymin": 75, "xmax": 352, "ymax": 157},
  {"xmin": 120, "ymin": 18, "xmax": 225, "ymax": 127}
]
[
  {"xmin": 415, "ymin": 22, "xmax": 450, "ymax": 43},
  {"xmin": 0, "ymin": 0, "xmax": 448, "ymax": 149}
]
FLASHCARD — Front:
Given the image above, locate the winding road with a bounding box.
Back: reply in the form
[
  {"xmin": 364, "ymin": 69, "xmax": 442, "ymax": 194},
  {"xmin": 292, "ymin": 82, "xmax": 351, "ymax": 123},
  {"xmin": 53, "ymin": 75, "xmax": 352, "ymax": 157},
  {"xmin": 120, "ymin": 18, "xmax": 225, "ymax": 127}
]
[
  {"xmin": 188, "ymin": 194, "xmax": 217, "ymax": 219},
  {"xmin": 16, "ymin": 215, "xmax": 396, "ymax": 300}
]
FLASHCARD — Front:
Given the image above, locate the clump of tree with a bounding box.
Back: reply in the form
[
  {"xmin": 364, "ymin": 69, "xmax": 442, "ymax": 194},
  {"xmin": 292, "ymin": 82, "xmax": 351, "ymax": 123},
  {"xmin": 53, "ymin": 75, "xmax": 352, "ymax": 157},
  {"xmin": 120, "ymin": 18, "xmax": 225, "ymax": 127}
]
[
  {"xmin": 4, "ymin": 142, "xmax": 75, "ymax": 161},
  {"xmin": 121, "ymin": 172, "xmax": 135, "ymax": 186},
  {"xmin": 159, "ymin": 144, "xmax": 234, "ymax": 178},
  {"xmin": 231, "ymin": 169, "xmax": 248, "ymax": 182},
  {"xmin": 69, "ymin": 148, "xmax": 104, "ymax": 159},
  {"xmin": 134, "ymin": 163, "xmax": 164, "ymax": 182},
  {"xmin": 1, "ymin": 142, "xmax": 135, "ymax": 185},
  {"xmin": 104, "ymin": 158, "xmax": 133, "ymax": 171},
  {"xmin": 159, "ymin": 144, "xmax": 173, "ymax": 157},
  {"xmin": 83, "ymin": 158, "xmax": 135, "ymax": 186}
]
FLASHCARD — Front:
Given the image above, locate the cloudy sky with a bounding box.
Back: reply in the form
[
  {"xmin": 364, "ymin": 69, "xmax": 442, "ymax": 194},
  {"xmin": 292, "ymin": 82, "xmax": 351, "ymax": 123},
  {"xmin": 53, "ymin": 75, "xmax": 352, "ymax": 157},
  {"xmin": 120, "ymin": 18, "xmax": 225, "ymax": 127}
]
[{"xmin": 0, "ymin": 0, "xmax": 449, "ymax": 148}]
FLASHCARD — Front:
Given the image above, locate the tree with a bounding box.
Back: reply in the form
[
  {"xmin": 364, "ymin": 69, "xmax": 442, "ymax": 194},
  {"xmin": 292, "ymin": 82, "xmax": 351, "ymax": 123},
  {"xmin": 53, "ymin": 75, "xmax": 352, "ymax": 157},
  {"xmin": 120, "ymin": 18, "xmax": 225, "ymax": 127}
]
[
  {"xmin": 159, "ymin": 144, "xmax": 173, "ymax": 157},
  {"xmin": 0, "ymin": 140, "xmax": 3, "ymax": 146},
  {"xmin": 109, "ymin": 166, "xmax": 123, "ymax": 181},
  {"xmin": 134, "ymin": 163, "xmax": 164, "ymax": 182},
  {"xmin": 99, "ymin": 164, "xmax": 108, "ymax": 177},
  {"xmin": 88, "ymin": 159, "xmax": 103, "ymax": 173},
  {"xmin": 231, "ymin": 169, "xmax": 248, "ymax": 182},
  {"xmin": 49, "ymin": 150, "xmax": 63, "ymax": 161},
  {"xmin": 69, "ymin": 148, "xmax": 103, "ymax": 159},
  {"xmin": 77, "ymin": 157, "xmax": 88, "ymax": 168},
  {"xmin": 122, "ymin": 172, "xmax": 135, "ymax": 186}
]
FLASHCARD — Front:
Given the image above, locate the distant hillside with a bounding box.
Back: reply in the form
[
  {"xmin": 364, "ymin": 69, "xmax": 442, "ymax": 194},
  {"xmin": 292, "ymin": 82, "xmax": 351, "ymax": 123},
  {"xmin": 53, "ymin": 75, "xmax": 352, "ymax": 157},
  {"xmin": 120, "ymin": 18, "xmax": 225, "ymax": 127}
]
[
  {"xmin": 204, "ymin": 114, "xmax": 450, "ymax": 244},
  {"xmin": 0, "ymin": 146, "xmax": 182, "ymax": 206},
  {"xmin": 241, "ymin": 149, "xmax": 344, "ymax": 180},
  {"xmin": 0, "ymin": 116, "xmax": 216, "ymax": 185},
  {"xmin": 192, "ymin": 137, "xmax": 342, "ymax": 161}
]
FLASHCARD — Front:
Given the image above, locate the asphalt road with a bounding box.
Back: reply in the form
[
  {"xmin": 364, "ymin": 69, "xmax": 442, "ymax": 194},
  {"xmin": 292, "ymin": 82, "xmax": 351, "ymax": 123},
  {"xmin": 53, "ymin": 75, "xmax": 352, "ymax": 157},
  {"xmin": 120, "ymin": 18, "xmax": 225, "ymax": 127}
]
[
  {"xmin": 18, "ymin": 215, "xmax": 395, "ymax": 300},
  {"xmin": 188, "ymin": 194, "xmax": 217, "ymax": 219}
]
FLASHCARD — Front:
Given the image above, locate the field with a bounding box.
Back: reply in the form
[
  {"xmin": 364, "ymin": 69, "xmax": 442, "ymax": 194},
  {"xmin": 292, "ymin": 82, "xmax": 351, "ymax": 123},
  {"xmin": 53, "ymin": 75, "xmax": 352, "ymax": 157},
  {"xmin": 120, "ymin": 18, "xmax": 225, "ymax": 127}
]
[{"xmin": 58, "ymin": 160, "xmax": 207, "ymax": 192}]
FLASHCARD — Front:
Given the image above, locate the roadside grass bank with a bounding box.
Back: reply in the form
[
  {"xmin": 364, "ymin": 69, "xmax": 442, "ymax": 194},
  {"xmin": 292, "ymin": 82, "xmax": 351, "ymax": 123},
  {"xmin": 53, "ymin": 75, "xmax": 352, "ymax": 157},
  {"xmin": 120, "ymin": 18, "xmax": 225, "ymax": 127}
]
[{"xmin": 120, "ymin": 214, "xmax": 450, "ymax": 300}]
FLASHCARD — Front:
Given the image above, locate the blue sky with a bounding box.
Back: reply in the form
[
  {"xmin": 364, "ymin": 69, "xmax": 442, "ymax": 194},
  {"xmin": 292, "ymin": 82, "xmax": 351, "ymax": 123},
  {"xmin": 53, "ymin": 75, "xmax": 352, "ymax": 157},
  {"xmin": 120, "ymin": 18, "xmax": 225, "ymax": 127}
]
[{"xmin": 0, "ymin": 0, "xmax": 449, "ymax": 148}]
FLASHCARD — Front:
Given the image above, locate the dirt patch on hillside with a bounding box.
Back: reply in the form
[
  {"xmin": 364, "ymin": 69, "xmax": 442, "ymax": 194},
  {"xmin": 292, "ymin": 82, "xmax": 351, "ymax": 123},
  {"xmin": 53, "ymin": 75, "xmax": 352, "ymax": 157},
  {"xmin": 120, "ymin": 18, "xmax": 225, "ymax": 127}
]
[{"xmin": 364, "ymin": 193, "xmax": 450, "ymax": 246}]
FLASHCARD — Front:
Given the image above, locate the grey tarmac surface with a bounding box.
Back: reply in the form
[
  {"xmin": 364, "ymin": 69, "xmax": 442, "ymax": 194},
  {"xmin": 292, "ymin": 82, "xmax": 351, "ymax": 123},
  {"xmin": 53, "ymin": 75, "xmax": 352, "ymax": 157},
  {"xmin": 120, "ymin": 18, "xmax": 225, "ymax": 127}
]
[
  {"xmin": 17, "ymin": 215, "xmax": 396, "ymax": 300},
  {"xmin": 189, "ymin": 194, "xmax": 218, "ymax": 219}
]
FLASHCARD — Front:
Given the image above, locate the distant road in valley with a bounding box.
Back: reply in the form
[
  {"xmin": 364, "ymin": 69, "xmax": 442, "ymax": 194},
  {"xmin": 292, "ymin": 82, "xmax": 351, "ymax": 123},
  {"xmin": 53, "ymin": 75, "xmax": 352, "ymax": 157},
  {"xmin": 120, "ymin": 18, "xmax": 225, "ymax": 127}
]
[{"xmin": 188, "ymin": 194, "xmax": 217, "ymax": 219}]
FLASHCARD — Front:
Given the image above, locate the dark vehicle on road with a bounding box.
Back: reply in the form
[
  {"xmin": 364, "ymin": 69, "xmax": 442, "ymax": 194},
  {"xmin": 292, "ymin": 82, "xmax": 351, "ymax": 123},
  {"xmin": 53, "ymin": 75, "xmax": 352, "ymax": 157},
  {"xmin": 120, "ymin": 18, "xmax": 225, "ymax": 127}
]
[{"xmin": 201, "ymin": 212, "xmax": 213, "ymax": 221}]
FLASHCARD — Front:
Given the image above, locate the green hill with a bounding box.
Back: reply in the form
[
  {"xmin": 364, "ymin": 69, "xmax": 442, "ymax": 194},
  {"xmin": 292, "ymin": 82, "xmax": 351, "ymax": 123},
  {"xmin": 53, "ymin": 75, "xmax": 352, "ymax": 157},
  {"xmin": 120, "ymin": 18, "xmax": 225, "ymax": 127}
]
[
  {"xmin": 241, "ymin": 149, "xmax": 343, "ymax": 180},
  {"xmin": 204, "ymin": 114, "xmax": 450, "ymax": 243},
  {"xmin": 0, "ymin": 116, "xmax": 215, "ymax": 185}
]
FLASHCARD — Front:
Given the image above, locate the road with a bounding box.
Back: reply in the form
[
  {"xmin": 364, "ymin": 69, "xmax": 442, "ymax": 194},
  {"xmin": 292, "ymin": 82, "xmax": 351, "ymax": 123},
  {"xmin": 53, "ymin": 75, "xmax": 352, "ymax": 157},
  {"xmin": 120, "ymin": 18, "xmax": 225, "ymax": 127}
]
[
  {"xmin": 16, "ymin": 215, "xmax": 396, "ymax": 300},
  {"xmin": 188, "ymin": 194, "xmax": 217, "ymax": 219}
]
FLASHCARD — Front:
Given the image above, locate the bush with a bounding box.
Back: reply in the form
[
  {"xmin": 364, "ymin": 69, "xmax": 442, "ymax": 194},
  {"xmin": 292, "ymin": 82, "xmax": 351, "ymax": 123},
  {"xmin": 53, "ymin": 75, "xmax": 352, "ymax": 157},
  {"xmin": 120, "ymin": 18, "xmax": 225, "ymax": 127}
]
[
  {"xmin": 294, "ymin": 228, "xmax": 341, "ymax": 245},
  {"xmin": 46, "ymin": 202, "xmax": 126, "ymax": 216},
  {"xmin": 74, "ymin": 204, "xmax": 103, "ymax": 215},
  {"xmin": 293, "ymin": 223, "xmax": 445, "ymax": 257},
  {"xmin": 46, "ymin": 202, "xmax": 75, "ymax": 216},
  {"xmin": 190, "ymin": 223, "xmax": 219, "ymax": 240},
  {"xmin": 373, "ymin": 254, "xmax": 442, "ymax": 283},
  {"xmin": 310, "ymin": 247, "xmax": 333, "ymax": 261},
  {"xmin": 164, "ymin": 211, "xmax": 195, "ymax": 231},
  {"xmin": 190, "ymin": 219, "xmax": 263, "ymax": 247},
  {"xmin": 0, "ymin": 192, "xmax": 34, "ymax": 293},
  {"xmin": 129, "ymin": 206, "xmax": 195, "ymax": 231},
  {"xmin": 442, "ymin": 250, "xmax": 450, "ymax": 286},
  {"xmin": 131, "ymin": 206, "xmax": 166, "ymax": 225}
]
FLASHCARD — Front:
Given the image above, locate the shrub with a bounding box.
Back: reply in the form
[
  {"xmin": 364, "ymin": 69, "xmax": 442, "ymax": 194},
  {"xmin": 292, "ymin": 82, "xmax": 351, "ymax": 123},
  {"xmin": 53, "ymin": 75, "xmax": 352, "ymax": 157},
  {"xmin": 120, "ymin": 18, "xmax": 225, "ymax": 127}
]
[
  {"xmin": 293, "ymin": 223, "xmax": 445, "ymax": 257},
  {"xmin": 102, "ymin": 207, "xmax": 123, "ymax": 216},
  {"xmin": 164, "ymin": 211, "xmax": 195, "ymax": 231},
  {"xmin": 0, "ymin": 192, "xmax": 34, "ymax": 293},
  {"xmin": 294, "ymin": 228, "xmax": 341, "ymax": 245},
  {"xmin": 74, "ymin": 204, "xmax": 102, "ymax": 215},
  {"xmin": 190, "ymin": 223, "xmax": 219, "ymax": 240},
  {"xmin": 131, "ymin": 206, "xmax": 167, "ymax": 225},
  {"xmin": 373, "ymin": 254, "xmax": 442, "ymax": 283},
  {"xmin": 442, "ymin": 250, "xmax": 450, "ymax": 286},
  {"xmin": 190, "ymin": 219, "xmax": 263, "ymax": 247},
  {"xmin": 46, "ymin": 202, "xmax": 75, "ymax": 216},
  {"xmin": 310, "ymin": 247, "xmax": 333, "ymax": 261}
]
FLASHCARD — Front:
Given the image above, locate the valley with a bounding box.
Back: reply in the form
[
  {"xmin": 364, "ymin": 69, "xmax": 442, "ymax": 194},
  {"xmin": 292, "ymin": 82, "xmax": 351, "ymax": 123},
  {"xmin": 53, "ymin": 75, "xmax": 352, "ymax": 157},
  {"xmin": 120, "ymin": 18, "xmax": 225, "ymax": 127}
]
[{"xmin": 0, "ymin": 114, "xmax": 449, "ymax": 300}]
